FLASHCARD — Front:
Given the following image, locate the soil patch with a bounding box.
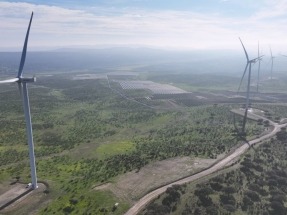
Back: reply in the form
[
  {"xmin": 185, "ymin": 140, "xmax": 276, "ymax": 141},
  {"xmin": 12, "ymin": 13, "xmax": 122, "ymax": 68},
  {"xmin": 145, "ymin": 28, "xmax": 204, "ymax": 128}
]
[
  {"xmin": 0, "ymin": 183, "xmax": 48, "ymax": 215},
  {"xmin": 96, "ymin": 156, "xmax": 215, "ymax": 203}
]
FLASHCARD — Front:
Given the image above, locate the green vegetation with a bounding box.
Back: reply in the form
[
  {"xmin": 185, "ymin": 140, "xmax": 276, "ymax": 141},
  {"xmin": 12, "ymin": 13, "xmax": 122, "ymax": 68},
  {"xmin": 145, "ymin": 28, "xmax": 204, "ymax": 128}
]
[
  {"xmin": 142, "ymin": 129, "xmax": 287, "ymax": 215},
  {"xmin": 253, "ymin": 104, "xmax": 287, "ymax": 123},
  {"xmin": 95, "ymin": 141, "xmax": 135, "ymax": 159},
  {"xmin": 0, "ymin": 74, "xmax": 275, "ymax": 214}
]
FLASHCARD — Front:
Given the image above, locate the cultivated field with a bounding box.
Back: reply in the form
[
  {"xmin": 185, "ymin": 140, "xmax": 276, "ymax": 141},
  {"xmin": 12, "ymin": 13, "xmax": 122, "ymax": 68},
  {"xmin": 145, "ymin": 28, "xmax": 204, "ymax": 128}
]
[{"xmin": 115, "ymin": 80, "xmax": 187, "ymax": 94}]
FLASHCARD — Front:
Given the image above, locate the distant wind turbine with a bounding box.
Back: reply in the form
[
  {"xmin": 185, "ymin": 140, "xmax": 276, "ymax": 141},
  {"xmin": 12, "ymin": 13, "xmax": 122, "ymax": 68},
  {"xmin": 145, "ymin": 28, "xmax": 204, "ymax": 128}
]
[
  {"xmin": 0, "ymin": 12, "xmax": 38, "ymax": 189},
  {"xmin": 238, "ymin": 37, "xmax": 263, "ymax": 134},
  {"xmin": 256, "ymin": 42, "xmax": 262, "ymax": 93}
]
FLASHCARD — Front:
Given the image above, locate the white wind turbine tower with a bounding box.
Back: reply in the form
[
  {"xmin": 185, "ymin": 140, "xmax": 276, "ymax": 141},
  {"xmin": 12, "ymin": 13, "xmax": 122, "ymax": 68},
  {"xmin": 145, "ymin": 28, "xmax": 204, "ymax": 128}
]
[
  {"xmin": 256, "ymin": 42, "xmax": 262, "ymax": 93},
  {"xmin": 238, "ymin": 38, "xmax": 263, "ymax": 134},
  {"xmin": 0, "ymin": 12, "xmax": 38, "ymax": 189}
]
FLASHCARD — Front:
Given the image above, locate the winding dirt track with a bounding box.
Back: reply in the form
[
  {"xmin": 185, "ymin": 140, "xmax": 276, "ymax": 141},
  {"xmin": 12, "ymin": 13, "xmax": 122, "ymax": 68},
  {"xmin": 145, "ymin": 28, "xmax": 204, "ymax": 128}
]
[{"xmin": 124, "ymin": 113, "xmax": 287, "ymax": 215}]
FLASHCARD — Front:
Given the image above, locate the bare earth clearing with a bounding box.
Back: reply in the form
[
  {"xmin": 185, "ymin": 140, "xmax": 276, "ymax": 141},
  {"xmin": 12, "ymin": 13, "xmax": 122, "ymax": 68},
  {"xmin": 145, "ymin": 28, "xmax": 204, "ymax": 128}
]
[
  {"xmin": 0, "ymin": 184, "xmax": 28, "ymax": 209},
  {"xmin": 95, "ymin": 157, "xmax": 215, "ymax": 204},
  {"xmin": 0, "ymin": 183, "xmax": 47, "ymax": 215}
]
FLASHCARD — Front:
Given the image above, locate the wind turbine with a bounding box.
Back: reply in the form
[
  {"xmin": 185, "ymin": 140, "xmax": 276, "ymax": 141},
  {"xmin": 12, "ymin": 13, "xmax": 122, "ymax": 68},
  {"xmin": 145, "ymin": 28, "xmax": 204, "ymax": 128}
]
[
  {"xmin": 256, "ymin": 42, "xmax": 262, "ymax": 93},
  {"xmin": 0, "ymin": 12, "xmax": 38, "ymax": 189},
  {"xmin": 238, "ymin": 38, "xmax": 263, "ymax": 134},
  {"xmin": 270, "ymin": 47, "xmax": 275, "ymax": 81}
]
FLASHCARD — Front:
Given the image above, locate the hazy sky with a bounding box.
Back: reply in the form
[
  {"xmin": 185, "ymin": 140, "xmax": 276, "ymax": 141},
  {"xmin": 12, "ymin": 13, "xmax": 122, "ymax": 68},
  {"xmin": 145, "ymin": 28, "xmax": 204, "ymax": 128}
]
[{"xmin": 1, "ymin": 0, "xmax": 287, "ymax": 53}]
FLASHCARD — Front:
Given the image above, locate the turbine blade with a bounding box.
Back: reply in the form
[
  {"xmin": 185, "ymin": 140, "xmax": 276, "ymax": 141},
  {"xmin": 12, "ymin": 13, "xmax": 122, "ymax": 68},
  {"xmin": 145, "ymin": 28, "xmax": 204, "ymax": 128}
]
[
  {"xmin": 0, "ymin": 78, "xmax": 19, "ymax": 83},
  {"xmin": 239, "ymin": 37, "xmax": 249, "ymax": 61},
  {"xmin": 281, "ymin": 54, "xmax": 287, "ymax": 57},
  {"xmin": 18, "ymin": 12, "xmax": 33, "ymax": 78},
  {"xmin": 238, "ymin": 63, "xmax": 249, "ymax": 92}
]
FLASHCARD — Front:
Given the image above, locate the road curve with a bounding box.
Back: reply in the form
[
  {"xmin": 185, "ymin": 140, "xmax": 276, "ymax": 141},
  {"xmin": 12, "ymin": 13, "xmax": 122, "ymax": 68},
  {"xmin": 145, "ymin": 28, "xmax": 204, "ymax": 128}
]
[{"xmin": 124, "ymin": 114, "xmax": 287, "ymax": 215}]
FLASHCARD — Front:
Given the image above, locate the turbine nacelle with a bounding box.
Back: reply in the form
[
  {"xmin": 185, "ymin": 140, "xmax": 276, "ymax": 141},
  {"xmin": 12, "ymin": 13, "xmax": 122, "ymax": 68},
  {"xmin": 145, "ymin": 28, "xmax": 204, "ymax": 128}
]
[
  {"xmin": 250, "ymin": 55, "xmax": 264, "ymax": 64},
  {"xmin": 0, "ymin": 77, "xmax": 35, "ymax": 84},
  {"xmin": 19, "ymin": 77, "xmax": 36, "ymax": 83}
]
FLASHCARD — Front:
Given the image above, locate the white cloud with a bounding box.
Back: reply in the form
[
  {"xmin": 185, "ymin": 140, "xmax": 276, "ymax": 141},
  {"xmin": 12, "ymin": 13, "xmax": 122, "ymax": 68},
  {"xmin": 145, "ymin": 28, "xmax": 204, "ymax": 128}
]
[
  {"xmin": 252, "ymin": 0, "xmax": 287, "ymax": 20},
  {"xmin": 1, "ymin": 1, "xmax": 287, "ymax": 53}
]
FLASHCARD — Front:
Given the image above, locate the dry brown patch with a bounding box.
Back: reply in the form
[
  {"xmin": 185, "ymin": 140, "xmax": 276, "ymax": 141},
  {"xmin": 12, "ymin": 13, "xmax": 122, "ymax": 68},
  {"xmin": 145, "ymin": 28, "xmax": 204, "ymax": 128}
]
[
  {"xmin": 100, "ymin": 156, "xmax": 215, "ymax": 204},
  {"xmin": 94, "ymin": 183, "xmax": 112, "ymax": 190},
  {"xmin": 0, "ymin": 183, "xmax": 48, "ymax": 215}
]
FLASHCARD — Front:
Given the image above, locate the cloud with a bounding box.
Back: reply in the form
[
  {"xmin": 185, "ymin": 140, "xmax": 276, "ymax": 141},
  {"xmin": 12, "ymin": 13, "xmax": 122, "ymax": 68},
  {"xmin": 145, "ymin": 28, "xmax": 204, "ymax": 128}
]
[
  {"xmin": 1, "ymin": 1, "xmax": 287, "ymax": 52},
  {"xmin": 252, "ymin": 0, "xmax": 287, "ymax": 20}
]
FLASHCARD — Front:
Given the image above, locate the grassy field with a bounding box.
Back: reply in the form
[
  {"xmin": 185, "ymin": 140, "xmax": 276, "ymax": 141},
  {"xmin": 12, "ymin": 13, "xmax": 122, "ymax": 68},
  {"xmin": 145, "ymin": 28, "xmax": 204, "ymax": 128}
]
[{"xmin": 95, "ymin": 141, "xmax": 135, "ymax": 159}]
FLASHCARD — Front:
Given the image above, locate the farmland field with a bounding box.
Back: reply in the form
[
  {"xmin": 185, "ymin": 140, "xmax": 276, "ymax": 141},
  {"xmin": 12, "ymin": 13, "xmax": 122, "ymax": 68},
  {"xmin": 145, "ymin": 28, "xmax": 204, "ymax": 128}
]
[{"xmin": 115, "ymin": 80, "xmax": 187, "ymax": 94}]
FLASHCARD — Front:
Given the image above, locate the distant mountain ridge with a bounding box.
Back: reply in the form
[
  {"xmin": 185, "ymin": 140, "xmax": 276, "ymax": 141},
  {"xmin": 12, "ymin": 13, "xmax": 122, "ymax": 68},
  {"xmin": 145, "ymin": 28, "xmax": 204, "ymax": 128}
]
[{"xmin": 0, "ymin": 48, "xmax": 286, "ymax": 75}]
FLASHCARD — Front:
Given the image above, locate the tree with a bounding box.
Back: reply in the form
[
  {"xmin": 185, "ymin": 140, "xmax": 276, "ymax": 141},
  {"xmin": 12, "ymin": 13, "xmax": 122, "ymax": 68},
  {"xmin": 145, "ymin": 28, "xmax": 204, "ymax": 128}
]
[
  {"xmin": 145, "ymin": 203, "xmax": 170, "ymax": 215},
  {"xmin": 210, "ymin": 182, "xmax": 222, "ymax": 191},
  {"xmin": 224, "ymin": 204, "xmax": 236, "ymax": 212},
  {"xmin": 220, "ymin": 194, "xmax": 235, "ymax": 206},
  {"xmin": 206, "ymin": 206, "xmax": 218, "ymax": 215},
  {"xmin": 270, "ymin": 201, "xmax": 286, "ymax": 215},
  {"xmin": 263, "ymin": 120, "xmax": 270, "ymax": 127},
  {"xmin": 276, "ymin": 128, "xmax": 287, "ymax": 142},
  {"xmin": 270, "ymin": 194, "xmax": 286, "ymax": 204},
  {"xmin": 223, "ymin": 186, "xmax": 236, "ymax": 196},
  {"xmin": 194, "ymin": 187, "xmax": 213, "ymax": 197},
  {"xmin": 248, "ymin": 183, "xmax": 262, "ymax": 194},
  {"xmin": 198, "ymin": 195, "xmax": 212, "ymax": 207},
  {"xmin": 245, "ymin": 190, "xmax": 260, "ymax": 202},
  {"xmin": 242, "ymin": 196, "xmax": 253, "ymax": 211},
  {"xmin": 257, "ymin": 119, "xmax": 263, "ymax": 125}
]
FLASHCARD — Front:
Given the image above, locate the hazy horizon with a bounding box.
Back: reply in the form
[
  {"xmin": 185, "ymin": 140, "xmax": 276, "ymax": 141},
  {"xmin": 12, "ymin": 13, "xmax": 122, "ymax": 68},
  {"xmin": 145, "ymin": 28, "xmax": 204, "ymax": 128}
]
[
  {"xmin": 1, "ymin": 1, "xmax": 287, "ymax": 53},
  {"xmin": 1, "ymin": 48, "xmax": 287, "ymax": 77}
]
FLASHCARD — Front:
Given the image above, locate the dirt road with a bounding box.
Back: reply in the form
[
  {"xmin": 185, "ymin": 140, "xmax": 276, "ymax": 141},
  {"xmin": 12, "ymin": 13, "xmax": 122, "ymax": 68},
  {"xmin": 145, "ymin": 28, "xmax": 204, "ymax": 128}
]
[{"xmin": 124, "ymin": 113, "xmax": 287, "ymax": 215}]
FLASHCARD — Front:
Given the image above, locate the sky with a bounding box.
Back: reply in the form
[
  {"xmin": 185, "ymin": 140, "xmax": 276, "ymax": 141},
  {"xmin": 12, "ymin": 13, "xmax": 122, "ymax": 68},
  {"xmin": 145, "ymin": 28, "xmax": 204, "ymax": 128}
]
[{"xmin": 1, "ymin": 0, "xmax": 287, "ymax": 54}]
